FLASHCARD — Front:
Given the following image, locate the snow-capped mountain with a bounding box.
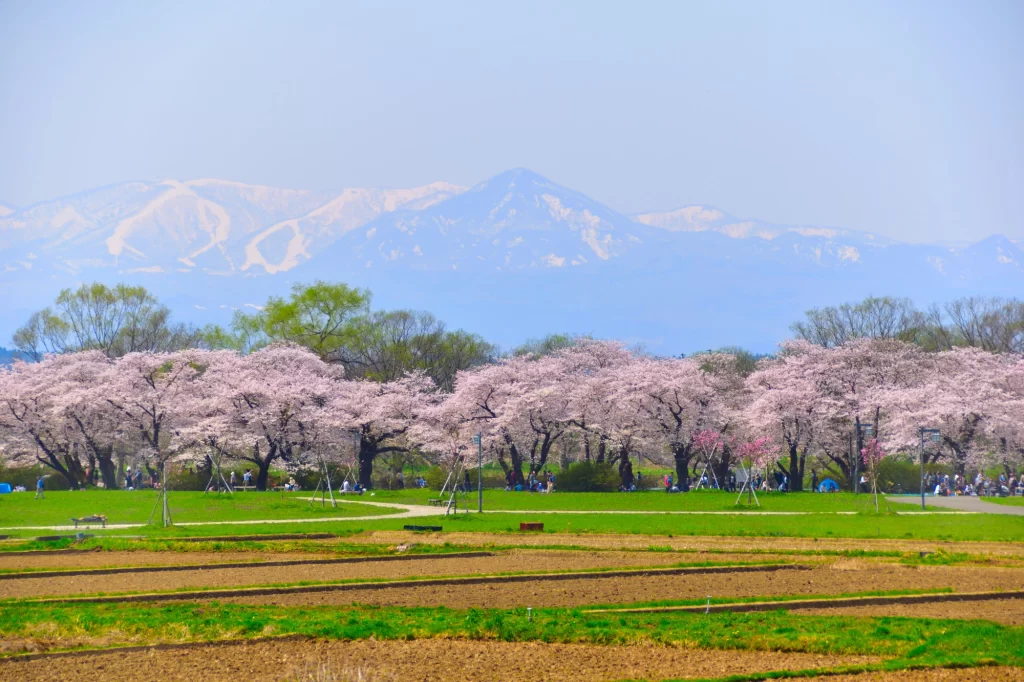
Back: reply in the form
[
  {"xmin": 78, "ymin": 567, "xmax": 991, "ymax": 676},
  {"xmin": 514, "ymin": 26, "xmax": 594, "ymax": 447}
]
[
  {"xmin": 317, "ymin": 168, "xmax": 663, "ymax": 272},
  {"xmin": 0, "ymin": 179, "xmax": 463, "ymax": 278},
  {"xmin": 1, "ymin": 169, "xmax": 1021, "ymax": 353}
]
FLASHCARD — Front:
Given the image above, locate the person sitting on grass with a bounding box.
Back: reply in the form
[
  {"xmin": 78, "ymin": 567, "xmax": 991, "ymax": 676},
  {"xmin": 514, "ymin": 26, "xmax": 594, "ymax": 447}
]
[{"xmin": 342, "ymin": 479, "xmax": 351, "ymax": 493}]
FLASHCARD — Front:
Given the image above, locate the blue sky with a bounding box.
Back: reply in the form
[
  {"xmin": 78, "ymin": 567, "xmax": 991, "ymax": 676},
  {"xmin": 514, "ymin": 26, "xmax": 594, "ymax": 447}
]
[{"xmin": 0, "ymin": 0, "xmax": 1021, "ymax": 242}]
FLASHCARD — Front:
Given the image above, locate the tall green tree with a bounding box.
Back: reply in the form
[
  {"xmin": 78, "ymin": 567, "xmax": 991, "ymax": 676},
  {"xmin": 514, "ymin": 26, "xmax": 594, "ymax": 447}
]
[
  {"xmin": 237, "ymin": 282, "xmax": 495, "ymax": 392},
  {"xmin": 13, "ymin": 283, "xmax": 224, "ymax": 360},
  {"xmin": 231, "ymin": 281, "xmax": 371, "ymax": 357}
]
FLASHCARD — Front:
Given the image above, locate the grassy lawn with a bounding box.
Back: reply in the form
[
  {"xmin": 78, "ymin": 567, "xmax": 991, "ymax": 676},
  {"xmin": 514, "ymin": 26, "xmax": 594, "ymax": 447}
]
[
  {"xmin": 0, "ymin": 601, "xmax": 1020, "ymax": 673},
  {"xmin": 1, "ymin": 490, "xmax": 1020, "ymax": 542},
  {"xmin": 369, "ymin": 488, "xmax": 944, "ymax": 513},
  {"xmin": 10, "ymin": 507, "xmax": 1013, "ymax": 543},
  {"xmin": 985, "ymin": 497, "xmax": 1024, "ymax": 507},
  {"xmin": 0, "ymin": 490, "xmax": 394, "ymax": 528}
]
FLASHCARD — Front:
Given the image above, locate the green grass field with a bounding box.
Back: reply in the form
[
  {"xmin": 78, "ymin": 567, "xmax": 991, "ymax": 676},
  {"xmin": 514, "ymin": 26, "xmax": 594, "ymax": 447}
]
[
  {"xmin": 0, "ymin": 490, "xmax": 393, "ymax": 528},
  {"xmin": 371, "ymin": 488, "xmax": 944, "ymax": 513},
  {"xmin": 1, "ymin": 601, "xmax": 1021, "ymax": 672},
  {"xmin": 1, "ymin": 489, "xmax": 1021, "ymax": 543},
  {"xmin": 985, "ymin": 496, "xmax": 1024, "ymax": 507}
]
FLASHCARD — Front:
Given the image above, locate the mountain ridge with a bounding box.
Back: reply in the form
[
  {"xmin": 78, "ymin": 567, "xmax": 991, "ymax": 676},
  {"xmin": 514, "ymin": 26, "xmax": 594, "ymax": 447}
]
[{"xmin": 1, "ymin": 169, "xmax": 1021, "ymax": 354}]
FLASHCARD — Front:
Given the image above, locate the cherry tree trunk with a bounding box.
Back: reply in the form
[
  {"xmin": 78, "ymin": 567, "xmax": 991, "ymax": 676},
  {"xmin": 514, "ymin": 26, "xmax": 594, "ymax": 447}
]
[
  {"xmin": 255, "ymin": 461, "xmax": 271, "ymax": 491},
  {"xmin": 358, "ymin": 439, "xmax": 376, "ymax": 488},
  {"xmin": 673, "ymin": 448, "xmax": 692, "ymax": 492},
  {"xmin": 97, "ymin": 454, "xmax": 117, "ymax": 490},
  {"xmin": 618, "ymin": 456, "xmax": 634, "ymax": 488},
  {"xmin": 786, "ymin": 444, "xmax": 805, "ymax": 492}
]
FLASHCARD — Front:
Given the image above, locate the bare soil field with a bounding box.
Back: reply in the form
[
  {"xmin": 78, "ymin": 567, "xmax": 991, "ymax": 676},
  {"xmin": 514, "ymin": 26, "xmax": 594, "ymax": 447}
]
[
  {"xmin": 225, "ymin": 562, "xmax": 1024, "ymax": 609},
  {"xmin": 0, "ymin": 549, "xmax": 754, "ymax": 599},
  {"xmin": 0, "ymin": 637, "xmax": 883, "ymax": 682},
  {"xmin": 793, "ymin": 597, "xmax": 1024, "ymax": 625},
  {"xmin": 0, "ymin": 551, "xmax": 326, "ymax": 571},
  {"xmin": 348, "ymin": 530, "xmax": 1024, "ymax": 557}
]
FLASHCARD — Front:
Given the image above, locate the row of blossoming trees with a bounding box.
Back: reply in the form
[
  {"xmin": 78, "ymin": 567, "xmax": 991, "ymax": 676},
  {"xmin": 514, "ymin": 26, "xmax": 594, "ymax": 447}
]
[{"xmin": 2, "ymin": 339, "xmax": 1023, "ymax": 492}]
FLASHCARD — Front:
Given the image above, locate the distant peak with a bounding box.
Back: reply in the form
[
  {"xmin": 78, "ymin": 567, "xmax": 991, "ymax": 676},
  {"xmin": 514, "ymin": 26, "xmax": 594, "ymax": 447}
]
[{"xmin": 482, "ymin": 168, "xmax": 556, "ymax": 186}]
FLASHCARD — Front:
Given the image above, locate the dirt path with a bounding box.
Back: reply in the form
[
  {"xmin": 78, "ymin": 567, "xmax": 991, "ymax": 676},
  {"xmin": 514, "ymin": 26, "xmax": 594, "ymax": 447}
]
[
  {"xmin": 0, "ymin": 550, "xmax": 745, "ymax": 599},
  {"xmin": 224, "ymin": 562, "xmax": 1024, "ymax": 609},
  {"xmin": 0, "ymin": 637, "xmax": 882, "ymax": 682},
  {"xmin": 793, "ymin": 598, "xmax": 1024, "ymax": 625},
  {"xmin": 348, "ymin": 530, "xmax": 1024, "ymax": 557}
]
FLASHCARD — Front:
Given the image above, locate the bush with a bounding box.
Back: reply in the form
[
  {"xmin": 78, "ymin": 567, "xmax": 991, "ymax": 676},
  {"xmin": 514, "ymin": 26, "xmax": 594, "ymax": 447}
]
[
  {"xmin": 557, "ymin": 461, "xmax": 619, "ymax": 492},
  {"xmin": 877, "ymin": 457, "xmax": 952, "ymax": 494},
  {"xmin": 0, "ymin": 465, "xmax": 73, "ymax": 491},
  {"xmin": 422, "ymin": 466, "xmax": 506, "ymax": 491}
]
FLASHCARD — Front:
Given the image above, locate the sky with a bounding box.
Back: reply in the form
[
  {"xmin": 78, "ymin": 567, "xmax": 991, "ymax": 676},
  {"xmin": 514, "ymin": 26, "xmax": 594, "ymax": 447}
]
[{"xmin": 0, "ymin": 0, "xmax": 1021, "ymax": 243}]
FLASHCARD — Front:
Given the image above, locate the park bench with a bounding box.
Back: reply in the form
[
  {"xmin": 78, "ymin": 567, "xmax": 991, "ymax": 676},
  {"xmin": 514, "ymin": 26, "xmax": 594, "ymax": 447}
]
[
  {"xmin": 71, "ymin": 514, "xmax": 107, "ymax": 529},
  {"xmin": 427, "ymin": 498, "xmax": 445, "ymax": 507}
]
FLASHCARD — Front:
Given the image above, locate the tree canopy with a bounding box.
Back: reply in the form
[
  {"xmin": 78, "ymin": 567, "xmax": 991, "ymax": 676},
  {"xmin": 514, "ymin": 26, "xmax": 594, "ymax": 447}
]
[{"xmin": 13, "ymin": 283, "xmax": 224, "ymax": 360}]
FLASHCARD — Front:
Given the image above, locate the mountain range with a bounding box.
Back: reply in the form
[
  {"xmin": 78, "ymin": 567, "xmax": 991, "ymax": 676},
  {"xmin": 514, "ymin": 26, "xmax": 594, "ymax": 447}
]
[{"xmin": 2, "ymin": 168, "xmax": 1022, "ymax": 354}]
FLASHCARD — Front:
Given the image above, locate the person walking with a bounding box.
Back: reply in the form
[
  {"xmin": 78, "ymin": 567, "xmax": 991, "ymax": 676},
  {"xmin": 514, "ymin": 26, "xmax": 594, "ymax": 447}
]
[
  {"xmin": 229, "ymin": 470, "xmax": 236, "ymax": 491},
  {"xmin": 811, "ymin": 469, "xmax": 819, "ymax": 492},
  {"xmin": 243, "ymin": 469, "xmax": 252, "ymax": 489},
  {"xmin": 35, "ymin": 475, "xmax": 45, "ymax": 499}
]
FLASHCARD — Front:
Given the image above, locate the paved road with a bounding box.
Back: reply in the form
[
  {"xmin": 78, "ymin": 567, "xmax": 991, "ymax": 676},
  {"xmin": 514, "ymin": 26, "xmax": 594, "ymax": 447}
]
[{"xmin": 887, "ymin": 495, "xmax": 1024, "ymax": 516}]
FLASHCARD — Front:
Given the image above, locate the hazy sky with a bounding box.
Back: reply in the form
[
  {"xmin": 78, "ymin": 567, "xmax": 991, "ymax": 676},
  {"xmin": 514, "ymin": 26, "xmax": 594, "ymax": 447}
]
[{"xmin": 1, "ymin": 0, "xmax": 1021, "ymax": 242}]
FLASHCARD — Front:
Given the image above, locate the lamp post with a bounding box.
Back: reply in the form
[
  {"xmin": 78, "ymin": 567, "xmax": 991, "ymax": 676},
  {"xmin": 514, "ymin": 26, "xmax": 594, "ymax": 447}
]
[
  {"xmin": 472, "ymin": 433, "xmax": 483, "ymax": 512},
  {"xmin": 919, "ymin": 428, "xmax": 941, "ymax": 510},
  {"xmin": 854, "ymin": 421, "xmax": 873, "ymax": 494}
]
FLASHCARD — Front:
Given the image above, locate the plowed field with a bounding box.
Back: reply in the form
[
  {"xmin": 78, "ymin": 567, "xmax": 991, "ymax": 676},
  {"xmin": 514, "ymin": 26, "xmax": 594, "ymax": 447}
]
[
  {"xmin": 0, "ymin": 550, "xmax": 764, "ymax": 599},
  {"xmin": 345, "ymin": 530, "xmax": 1024, "ymax": 557},
  {"xmin": 0, "ymin": 637, "xmax": 883, "ymax": 682},
  {"xmin": 794, "ymin": 597, "xmax": 1024, "ymax": 625},
  {"xmin": 224, "ymin": 562, "xmax": 1024, "ymax": 609}
]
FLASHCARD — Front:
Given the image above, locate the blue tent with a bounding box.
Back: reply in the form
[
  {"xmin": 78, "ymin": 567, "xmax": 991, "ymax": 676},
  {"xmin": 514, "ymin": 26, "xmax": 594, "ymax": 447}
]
[
  {"xmin": 0, "ymin": 483, "xmax": 11, "ymax": 494},
  {"xmin": 818, "ymin": 478, "xmax": 840, "ymax": 492}
]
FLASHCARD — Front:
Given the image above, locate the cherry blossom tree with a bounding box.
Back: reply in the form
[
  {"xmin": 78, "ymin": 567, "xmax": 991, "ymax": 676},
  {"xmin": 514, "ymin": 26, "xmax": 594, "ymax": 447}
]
[
  {"xmin": 735, "ymin": 436, "xmax": 778, "ymax": 505},
  {"xmin": 202, "ymin": 344, "xmax": 345, "ymax": 491},
  {"xmin": 0, "ymin": 352, "xmax": 118, "ymax": 489},
  {"xmin": 104, "ymin": 349, "xmax": 232, "ymax": 523},
  {"xmin": 335, "ymin": 373, "xmax": 437, "ymax": 488}
]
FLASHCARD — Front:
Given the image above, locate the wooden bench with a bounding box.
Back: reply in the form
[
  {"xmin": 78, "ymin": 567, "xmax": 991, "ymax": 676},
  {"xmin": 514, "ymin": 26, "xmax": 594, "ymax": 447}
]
[
  {"xmin": 71, "ymin": 515, "xmax": 107, "ymax": 529},
  {"xmin": 427, "ymin": 498, "xmax": 445, "ymax": 507}
]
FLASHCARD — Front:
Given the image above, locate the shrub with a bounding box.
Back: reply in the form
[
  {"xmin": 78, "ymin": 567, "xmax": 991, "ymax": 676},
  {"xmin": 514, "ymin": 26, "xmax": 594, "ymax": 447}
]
[
  {"xmin": 557, "ymin": 461, "xmax": 619, "ymax": 492},
  {"xmin": 423, "ymin": 466, "xmax": 506, "ymax": 491}
]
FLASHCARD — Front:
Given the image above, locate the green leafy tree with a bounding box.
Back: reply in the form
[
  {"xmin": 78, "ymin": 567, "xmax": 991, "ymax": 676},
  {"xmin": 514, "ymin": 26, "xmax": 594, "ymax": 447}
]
[
  {"xmin": 13, "ymin": 283, "xmax": 225, "ymax": 360},
  {"xmin": 231, "ymin": 280, "xmax": 371, "ymax": 357}
]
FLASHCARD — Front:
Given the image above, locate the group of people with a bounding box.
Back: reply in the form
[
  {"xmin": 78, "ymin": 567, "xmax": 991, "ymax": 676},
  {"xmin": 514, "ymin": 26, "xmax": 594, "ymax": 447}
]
[
  {"xmin": 205, "ymin": 469, "xmax": 254, "ymax": 493},
  {"xmin": 927, "ymin": 471, "xmax": 1022, "ymax": 497},
  {"xmin": 505, "ymin": 471, "xmax": 554, "ymax": 493},
  {"xmin": 340, "ymin": 479, "xmax": 366, "ymax": 494}
]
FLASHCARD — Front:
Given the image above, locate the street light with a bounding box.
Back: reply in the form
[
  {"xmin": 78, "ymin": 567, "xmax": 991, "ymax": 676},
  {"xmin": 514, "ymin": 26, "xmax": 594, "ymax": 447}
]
[
  {"xmin": 854, "ymin": 422, "xmax": 874, "ymax": 494},
  {"xmin": 919, "ymin": 428, "xmax": 941, "ymax": 510},
  {"xmin": 472, "ymin": 433, "xmax": 483, "ymax": 512}
]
